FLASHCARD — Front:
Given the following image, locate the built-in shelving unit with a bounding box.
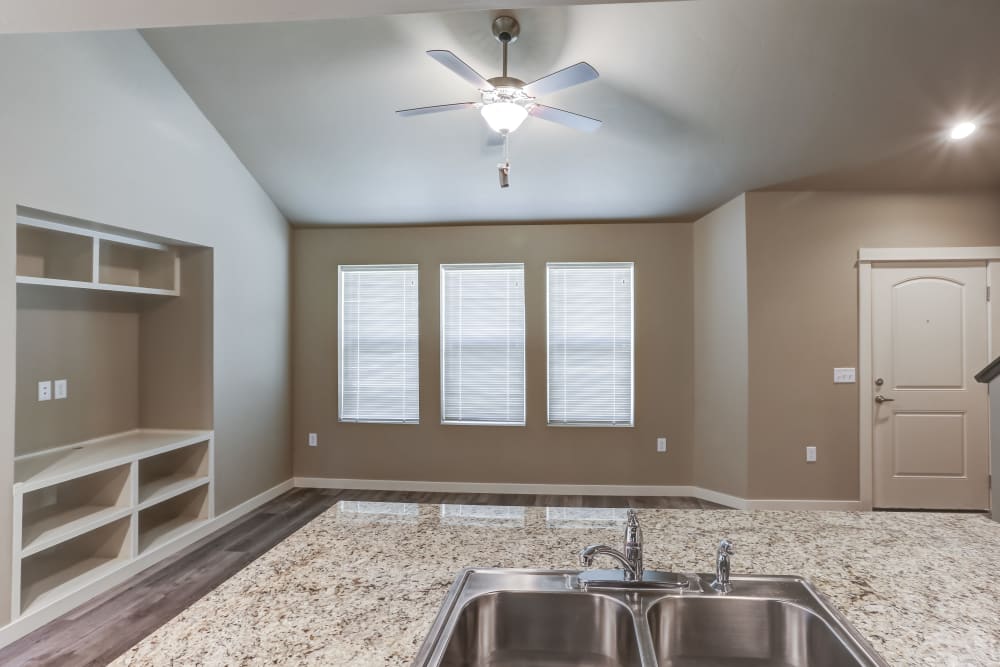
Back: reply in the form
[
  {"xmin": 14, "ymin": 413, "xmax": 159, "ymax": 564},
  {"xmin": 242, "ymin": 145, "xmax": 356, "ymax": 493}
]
[
  {"xmin": 15, "ymin": 215, "xmax": 180, "ymax": 296},
  {"xmin": 12, "ymin": 207, "xmax": 213, "ymax": 629},
  {"xmin": 12, "ymin": 430, "xmax": 214, "ymax": 618}
]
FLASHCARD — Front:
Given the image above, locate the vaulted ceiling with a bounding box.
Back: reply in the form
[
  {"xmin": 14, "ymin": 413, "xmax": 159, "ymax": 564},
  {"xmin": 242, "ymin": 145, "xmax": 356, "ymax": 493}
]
[{"xmin": 131, "ymin": 0, "xmax": 1000, "ymax": 224}]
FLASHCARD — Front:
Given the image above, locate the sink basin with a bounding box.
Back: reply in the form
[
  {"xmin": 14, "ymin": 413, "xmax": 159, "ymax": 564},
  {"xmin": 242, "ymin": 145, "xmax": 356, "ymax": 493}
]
[
  {"xmin": 413, "ymin": 569, "xmax": 887, "ymax": 667},
  {"xmin": 648, "ymin": 597, "xmax": 866, "ymax": 667},
  {"xmin": 439, "ymin": 591, "xmax": 642, "ymax": 667}
]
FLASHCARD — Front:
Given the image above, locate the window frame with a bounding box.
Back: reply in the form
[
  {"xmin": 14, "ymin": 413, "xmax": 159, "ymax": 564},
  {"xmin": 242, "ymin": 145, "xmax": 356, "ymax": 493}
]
[
  {"xmin": 546, "ymin": 261, "xmax": 635, "ymax": 428},
  {"xmin": 338, "ymin": 263, "xmax": 420, "ymax": 424},
  {"xmin": 439, "ymin": 262, "xmax": 527, "ymax": 427}
]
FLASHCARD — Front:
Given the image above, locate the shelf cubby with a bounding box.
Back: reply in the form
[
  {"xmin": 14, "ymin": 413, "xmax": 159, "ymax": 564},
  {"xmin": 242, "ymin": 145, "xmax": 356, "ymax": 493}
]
[
  {"xmin": 16, "ymin": 224, "xmax": 93, "ymax": 283},
  {"xmin": 138, "ymin": 485, "xmax": 210, "ymax": 554},
  {"xmin": 138, "ymin": 440, "xmax": 210, "ymax": 506},
  {"xmin": 19, "ymin": 517, "xmax": 131, "ymax": 615},
  {"xmin": 98, "ymin": 239, "xmax": 176, "ymax": 292},
  {"xmin": 20, "ymin": 464, "xmax": 131, "ymax": 557}
]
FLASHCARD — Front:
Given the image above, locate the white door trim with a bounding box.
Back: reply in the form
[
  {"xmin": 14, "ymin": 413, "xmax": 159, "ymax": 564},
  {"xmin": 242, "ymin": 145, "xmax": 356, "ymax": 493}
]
[
  {"xmin": 859, "ymin": 247, "xmax": 1000, "ymax": 262},
  {"xmin": 858, "ymin": 247, "xmax": 1000, "ymax": 510}
]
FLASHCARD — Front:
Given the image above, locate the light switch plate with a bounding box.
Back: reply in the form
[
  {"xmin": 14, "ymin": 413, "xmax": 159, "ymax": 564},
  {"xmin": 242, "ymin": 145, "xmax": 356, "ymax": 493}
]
[
  {"xmin": 308, "ymin": 433, "xmax": 318, "ymax": 447},
  {"xmin": 54, "ymin": 379, "xmax": 67, "ymax": 400},
  {"xmin": 38, "ymin": 381, "xmax": 51, "ymax": 402},
  {"xmin": 833, "ymin": 368, "xmax": 856, "ymax": 384},
  {"xmin": 656, "ymin": 437, "xmax": 667, "ymax": 453},
  {"xmin": 806, "ymin": 446, "xmax": 817, "ymax": 463}
]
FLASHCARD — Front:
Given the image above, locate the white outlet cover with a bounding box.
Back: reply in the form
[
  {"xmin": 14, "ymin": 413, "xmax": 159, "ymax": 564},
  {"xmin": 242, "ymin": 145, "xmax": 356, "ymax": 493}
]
[
  {"xmin": 833, "ymin": 368, "xmax": 856, "ymax": 384},
  {"xmin": 657, "ymin": 437, "xmax": 667, "ymax": 452},
  {"xmin": 806, "ymin": 446, "xmax": 817, "ymax": 463},
  {"xmin": 38, "ymin": 381, "xmax": 52, "ymax": 402},
  {"xmin": 308, "ymin": 433, "xmax": 318, "ymax": 447},
  {"xmin": 54, "ymin": 379, "xmax": 67, "ymax": 400}
]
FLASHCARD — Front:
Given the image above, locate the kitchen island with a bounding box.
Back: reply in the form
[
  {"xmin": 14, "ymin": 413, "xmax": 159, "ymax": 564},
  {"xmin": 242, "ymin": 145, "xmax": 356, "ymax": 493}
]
[{"xmin": 110, "ymin": 502, "xmax": 1000, "ymax": 666}]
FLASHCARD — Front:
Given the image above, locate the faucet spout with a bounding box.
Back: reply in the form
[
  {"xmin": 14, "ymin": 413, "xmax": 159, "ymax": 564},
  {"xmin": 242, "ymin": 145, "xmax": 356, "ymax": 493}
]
[
  {"xmin": 579, "ymin": 544, "xmax": 640, "ymax": 579},
  {"xmin": 577, "ymin": 510, "xmax": 644, "ymax": 582}
]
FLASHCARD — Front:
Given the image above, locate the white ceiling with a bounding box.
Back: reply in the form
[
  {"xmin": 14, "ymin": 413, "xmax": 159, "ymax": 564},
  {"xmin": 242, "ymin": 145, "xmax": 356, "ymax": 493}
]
[{"xmin": 140, "ymin": 0, "xmax": 1000, "ymax": 225}]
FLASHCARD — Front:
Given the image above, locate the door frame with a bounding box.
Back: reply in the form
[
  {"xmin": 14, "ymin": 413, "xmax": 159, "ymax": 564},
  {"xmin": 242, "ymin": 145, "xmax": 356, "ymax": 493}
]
[{"xmin": 858, "ymin": 247, "xmax": 1000, "ymax": 510}]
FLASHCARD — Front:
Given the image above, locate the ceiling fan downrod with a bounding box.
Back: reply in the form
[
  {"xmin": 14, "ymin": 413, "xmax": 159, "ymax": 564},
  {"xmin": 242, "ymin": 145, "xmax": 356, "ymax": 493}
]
[{"xmin": 492, "ymin": 16, "xmax": 519, "ymax": 78}]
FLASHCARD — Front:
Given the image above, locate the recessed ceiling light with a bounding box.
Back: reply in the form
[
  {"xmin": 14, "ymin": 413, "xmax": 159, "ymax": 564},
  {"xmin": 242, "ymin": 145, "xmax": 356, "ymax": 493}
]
[{"xmin": 949, "ymin": 121, "xmax": 977, "ymax": 140}]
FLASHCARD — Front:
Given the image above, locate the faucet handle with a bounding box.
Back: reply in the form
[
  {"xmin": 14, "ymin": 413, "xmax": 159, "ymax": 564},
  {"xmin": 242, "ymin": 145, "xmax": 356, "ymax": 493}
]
[{"xmin": 718, "ymin": 539, "xmax": 735, "ymax": 556}]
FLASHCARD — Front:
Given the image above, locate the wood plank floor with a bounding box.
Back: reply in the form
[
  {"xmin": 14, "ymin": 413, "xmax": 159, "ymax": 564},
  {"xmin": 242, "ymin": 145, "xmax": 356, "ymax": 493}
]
[{"xmin": 0, "ymin": 488, "xmax": 726, "ymax": 666}]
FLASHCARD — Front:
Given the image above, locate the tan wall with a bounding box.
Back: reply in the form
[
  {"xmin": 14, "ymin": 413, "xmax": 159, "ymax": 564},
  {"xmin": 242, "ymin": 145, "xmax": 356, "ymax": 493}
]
[
  {"xmin": 0, "ymin": 32, "xmax": 291, "ymax": 624},
  {"xmin": 16, "ymin": 291, "xmax": 141, "ymax": 454},
  {"xmin": 992, "ymin": 262, "xmax": 1000, "ymax": 358},
  {"xmin": 745, "ymin": 191, "xmax": 1000, "ymax": 500},
  {"xmin": 293, "ymin": 223, "xmax": 693, "ymax": 486},
  {"xmin": 692, "ymin": 194, "xmax": 748, "ymax": 497},
  {"xmin": 139, "ymin": 248, "xmax": 214, "ymax": 431},
  {"xmin": 991, "ymin": 380, "xmax": 1000, "ymax": 519}
]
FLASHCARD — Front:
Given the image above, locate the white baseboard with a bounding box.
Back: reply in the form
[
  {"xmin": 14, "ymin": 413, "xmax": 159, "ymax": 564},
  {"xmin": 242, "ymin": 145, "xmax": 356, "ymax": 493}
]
[
  {"xmin": 294, "ymin": 477, "xmax": 861, "ymax": 512},
  {"xmin": 0, "ymin": 478, "xmax": 294, "ymax": 649}
]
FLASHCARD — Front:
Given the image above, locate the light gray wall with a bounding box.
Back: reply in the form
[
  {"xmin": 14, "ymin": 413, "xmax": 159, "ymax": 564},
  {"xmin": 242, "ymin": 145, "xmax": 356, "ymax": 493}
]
[
  {"xmin": 0, "ymin": 31, "xmax": 291, "ymax": 624},
  {"xmin": 692, "ymin": 194, "xmax": 748, "ymax": 497}
]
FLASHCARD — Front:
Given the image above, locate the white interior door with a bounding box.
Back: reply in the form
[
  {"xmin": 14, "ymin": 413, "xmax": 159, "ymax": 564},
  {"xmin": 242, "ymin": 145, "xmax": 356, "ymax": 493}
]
[{"xmin": 871, "ymin": 263, "xmax": 989, "ymax": 510}]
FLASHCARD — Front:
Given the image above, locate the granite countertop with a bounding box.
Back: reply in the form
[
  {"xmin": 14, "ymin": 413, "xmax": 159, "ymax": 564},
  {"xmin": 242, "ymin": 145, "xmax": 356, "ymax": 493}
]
[{"xmin": 110, "ymin": 502, "xmax": 1000, "ymax": 666}]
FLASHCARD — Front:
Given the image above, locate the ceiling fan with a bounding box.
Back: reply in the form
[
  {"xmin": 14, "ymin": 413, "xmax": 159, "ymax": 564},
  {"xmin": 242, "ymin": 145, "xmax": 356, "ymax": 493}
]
[{"xmin": 396, "ymin": 16, "xmax": 602, "ymax": 187}]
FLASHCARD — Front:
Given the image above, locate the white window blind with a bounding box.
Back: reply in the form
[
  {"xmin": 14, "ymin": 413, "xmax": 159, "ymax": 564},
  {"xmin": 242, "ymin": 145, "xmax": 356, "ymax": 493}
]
[
  {"xmin": 441, "ymin": 264, "xmax": 525, "ymax": 425},
  {"xmin": 548, "ymin": 262, "xmax": 634, "ymax": 426},
  {"xmin": 339, "ymin": 265, "xmax": 419, "ymax": 423}
]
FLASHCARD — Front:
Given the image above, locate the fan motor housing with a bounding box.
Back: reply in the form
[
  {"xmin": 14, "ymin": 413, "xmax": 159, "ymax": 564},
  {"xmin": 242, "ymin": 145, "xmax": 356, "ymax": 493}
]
[{"xmin": 487, "ymin": 76, "xmax": 526, "ymax": 89}]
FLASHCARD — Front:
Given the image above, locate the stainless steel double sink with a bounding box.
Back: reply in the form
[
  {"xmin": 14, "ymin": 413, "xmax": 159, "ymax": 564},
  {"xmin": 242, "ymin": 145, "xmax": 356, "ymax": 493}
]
[{"xmin": 413, "ymin": 569, "xmax": 888, "ymax": 666}]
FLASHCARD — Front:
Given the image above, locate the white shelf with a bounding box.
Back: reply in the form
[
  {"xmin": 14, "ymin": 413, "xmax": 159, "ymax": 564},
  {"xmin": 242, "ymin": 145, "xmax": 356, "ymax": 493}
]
[
  {"xmin": 21, "ymin": 505, "xmax": 132, "ymax": 558},
  {"xmin": 15, "ymin": 429, "xmax": 212, "ymax": 493},
  {"xmin": 16, "ymin": 275, "xmax": 178, "ymax": 296},
  {"xmin": 12, "ymin": 431, "xmax": 215, "ymax": 620},
  {"xmin": 138, "ymin": 515, "xmax": 207, "ymax": 554},
  {"xmin": 19, "ymin": 517, "xmax": 132, "ymax": 616},
  {"xmin": 138, "ymin": 474, "xmax": 209, "ymax": 508},
  {"xmin": 21, "ymin": 556, "xmax": 125, "ymax": 615},
  {"xmin": 15, "ymin": 214, "xmax": 179, "ymax": 296}
]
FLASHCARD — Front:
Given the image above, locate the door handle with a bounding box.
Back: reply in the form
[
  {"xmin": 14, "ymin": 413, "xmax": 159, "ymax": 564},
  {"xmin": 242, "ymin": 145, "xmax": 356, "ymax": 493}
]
[{"xmin": 874, "ymin": 394, "xmax": 895, "ymax": 403}]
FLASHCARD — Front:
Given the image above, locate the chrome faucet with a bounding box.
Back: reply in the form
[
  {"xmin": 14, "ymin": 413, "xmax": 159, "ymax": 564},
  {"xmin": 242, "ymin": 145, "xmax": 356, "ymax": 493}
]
[
  {"xmin": 711, "ymin": 539, "xmax": 735, "ymax": 593},
  {"xmin": 579, "ymin": 509, "xmax": 644, "ymax": 582}
]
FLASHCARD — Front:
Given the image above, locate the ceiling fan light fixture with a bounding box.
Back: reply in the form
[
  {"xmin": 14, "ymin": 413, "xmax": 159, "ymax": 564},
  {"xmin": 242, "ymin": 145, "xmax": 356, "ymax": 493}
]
[
  {"xmin": 481, "ymin": 101, "xmax": 528, "ymax": 134},
  {"xmin": 949, "ymin": 121, "xmax": 977, "ymax": 140}
]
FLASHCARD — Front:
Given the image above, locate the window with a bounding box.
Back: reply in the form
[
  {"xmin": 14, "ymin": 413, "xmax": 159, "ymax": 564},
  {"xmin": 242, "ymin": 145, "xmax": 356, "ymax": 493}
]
[
  {"xmin": 338, "ymin": 265, "xmax": 419, "ymax": 423},
  {"xmin": 547, "ymin": 262, "xmax": 634, "ymax": 426},
  {"xmin": 441, "ymin": 263, "xmax": 525, "ymax": 425}
]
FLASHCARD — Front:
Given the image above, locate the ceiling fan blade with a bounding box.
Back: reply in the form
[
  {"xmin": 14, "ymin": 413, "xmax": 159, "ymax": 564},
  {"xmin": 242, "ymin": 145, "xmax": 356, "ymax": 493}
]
[
  {"xmin": 522, "ymin": 62, "xmax": 599, "ymax": 98},
  {"xmin": 529, "ymin": 104, "xmax": 602, "ymax": 133},
  {"xmin": 427, "ymin": 50, "xmax": 495, "ymax": 90},
  {"xmin": 396, "ymin": 102, "xmax": 478, "ymax": 117}
]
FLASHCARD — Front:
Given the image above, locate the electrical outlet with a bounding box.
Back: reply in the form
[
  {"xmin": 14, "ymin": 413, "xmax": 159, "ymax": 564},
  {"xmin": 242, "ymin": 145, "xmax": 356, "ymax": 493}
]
[
  {"xmin": 54, "ymin": 379, "xmax": 67, "ymax": 400},
  {"xmin": 806, "ymin": 446, "xmax": 817, "ymax": 463},
  {"xmin": 833, "ymin": 368, "xmax": 856, "ymax": 384},
  {"xmin": 308, "ymin": 433, "xmax": 318, "ymax": 447},
  {"xmin": 657, "ymin": 437, "xmax": 667, "ymax": 453},
  {"xmin": 38, "ymin": 381, "xmax": 51, "ymax": 402}
]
